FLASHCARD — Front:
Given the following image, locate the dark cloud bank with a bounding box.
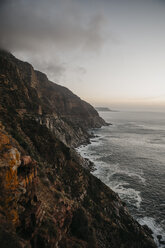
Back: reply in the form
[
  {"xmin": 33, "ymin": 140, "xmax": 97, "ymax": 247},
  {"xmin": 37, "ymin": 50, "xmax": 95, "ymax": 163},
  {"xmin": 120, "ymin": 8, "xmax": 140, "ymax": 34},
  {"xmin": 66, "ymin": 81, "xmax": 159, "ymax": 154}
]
[{"xmin": 0, "ymin": 0, "xmax": 107, "ymax": 79}]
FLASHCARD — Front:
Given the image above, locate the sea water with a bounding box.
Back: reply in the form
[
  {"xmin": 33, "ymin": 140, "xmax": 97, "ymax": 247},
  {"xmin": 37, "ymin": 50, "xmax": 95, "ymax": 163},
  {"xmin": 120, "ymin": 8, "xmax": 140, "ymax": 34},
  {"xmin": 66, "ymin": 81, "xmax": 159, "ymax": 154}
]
[{"xmin": 77, "ymin": 111, "xmax": 165, "ymax": 247}]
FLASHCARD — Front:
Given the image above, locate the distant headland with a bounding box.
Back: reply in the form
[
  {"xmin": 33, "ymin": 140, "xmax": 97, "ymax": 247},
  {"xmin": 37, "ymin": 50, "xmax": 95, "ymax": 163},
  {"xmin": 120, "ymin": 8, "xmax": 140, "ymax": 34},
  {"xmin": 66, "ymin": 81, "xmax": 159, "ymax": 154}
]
[{"xmin": 95, "ymin": 107, "xmax": 118, "ymax": 112}]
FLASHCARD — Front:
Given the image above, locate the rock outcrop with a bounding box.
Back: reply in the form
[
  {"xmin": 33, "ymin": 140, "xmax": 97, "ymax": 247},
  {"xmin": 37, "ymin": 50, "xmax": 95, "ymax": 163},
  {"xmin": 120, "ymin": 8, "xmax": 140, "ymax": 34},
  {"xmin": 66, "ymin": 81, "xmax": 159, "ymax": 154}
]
[{"xmin": 0, "ymin": 51, "xmax": 157, "ymax": 248}]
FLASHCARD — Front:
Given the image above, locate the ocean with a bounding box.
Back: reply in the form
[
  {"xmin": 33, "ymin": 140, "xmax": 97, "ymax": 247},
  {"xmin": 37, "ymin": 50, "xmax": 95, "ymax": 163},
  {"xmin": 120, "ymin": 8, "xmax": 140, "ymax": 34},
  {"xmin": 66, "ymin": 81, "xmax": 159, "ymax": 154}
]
[{"xmin": 77, "ymin": 111, "xmax": 165, "ymax": 247}]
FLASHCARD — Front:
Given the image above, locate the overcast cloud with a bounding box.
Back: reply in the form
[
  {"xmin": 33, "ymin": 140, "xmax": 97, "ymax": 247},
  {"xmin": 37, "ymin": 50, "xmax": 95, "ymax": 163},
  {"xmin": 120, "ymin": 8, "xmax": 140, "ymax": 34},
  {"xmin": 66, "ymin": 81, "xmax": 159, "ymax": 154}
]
[
  {"xmin": 0, "ymin": 0, "xmax": 107, "ymax": 52},
  {"xmin": 1, "ymin": 0, "xmax": 165, "ymax": 110},
  {"xmin": 0, "ymin": 0, "xmax": 109, "ymax": 80}
]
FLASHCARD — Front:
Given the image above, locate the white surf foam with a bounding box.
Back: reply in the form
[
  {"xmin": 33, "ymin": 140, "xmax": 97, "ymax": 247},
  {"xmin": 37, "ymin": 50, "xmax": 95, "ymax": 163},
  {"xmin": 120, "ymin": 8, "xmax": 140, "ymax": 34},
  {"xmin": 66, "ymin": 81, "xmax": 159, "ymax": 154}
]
[
  {"xmin": 90, "ymin": 161, "xmax": 143, "ymax": 208},
  {"xmin": 138, "ymin": 217, "xmax": 165, "ymax": 247},
  {"xmin": 77, "ymin": 139, "xmax": 144, "ymax": 209}
]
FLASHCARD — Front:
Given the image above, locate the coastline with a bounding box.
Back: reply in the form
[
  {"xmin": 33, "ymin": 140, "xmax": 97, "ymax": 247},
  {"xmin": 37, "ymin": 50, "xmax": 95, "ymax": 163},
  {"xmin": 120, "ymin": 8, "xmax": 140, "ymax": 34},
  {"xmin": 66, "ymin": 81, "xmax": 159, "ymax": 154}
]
[{"xmin": 76, "ymin": 125, "xmax": 165, "ymax": 248}]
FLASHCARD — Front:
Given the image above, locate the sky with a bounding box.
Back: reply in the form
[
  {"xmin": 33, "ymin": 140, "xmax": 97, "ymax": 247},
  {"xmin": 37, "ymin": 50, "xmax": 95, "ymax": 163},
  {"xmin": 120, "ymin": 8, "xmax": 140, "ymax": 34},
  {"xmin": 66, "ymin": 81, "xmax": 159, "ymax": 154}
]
[{"xmin": 0, "ymin": 0, "xmax": 165, "ymax": 111}]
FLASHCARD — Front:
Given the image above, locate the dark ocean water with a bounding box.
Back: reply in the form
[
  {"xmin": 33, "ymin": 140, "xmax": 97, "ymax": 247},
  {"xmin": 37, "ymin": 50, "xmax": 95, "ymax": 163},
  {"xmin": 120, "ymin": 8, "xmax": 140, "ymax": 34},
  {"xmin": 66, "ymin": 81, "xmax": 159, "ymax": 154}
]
[{"xmin": 77, "ymin": 111, "xmax": 165, "ymax": 247}]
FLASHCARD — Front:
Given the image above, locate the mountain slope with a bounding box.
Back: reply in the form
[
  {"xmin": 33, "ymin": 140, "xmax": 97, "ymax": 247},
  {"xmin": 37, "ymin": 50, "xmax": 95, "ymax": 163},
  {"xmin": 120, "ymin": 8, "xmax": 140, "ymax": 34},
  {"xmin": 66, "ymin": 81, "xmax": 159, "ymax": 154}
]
[{"xmin": 0, "ymin": 51, "xmax": 157, "ymax": 248}]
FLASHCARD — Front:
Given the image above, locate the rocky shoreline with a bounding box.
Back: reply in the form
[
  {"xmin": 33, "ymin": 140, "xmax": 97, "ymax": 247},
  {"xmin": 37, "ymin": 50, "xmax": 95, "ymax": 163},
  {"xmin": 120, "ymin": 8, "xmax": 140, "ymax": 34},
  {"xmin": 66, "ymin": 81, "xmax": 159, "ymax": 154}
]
[{"xmin": 77, "ymin": 133, "xmax": 165, "ymax": 247}]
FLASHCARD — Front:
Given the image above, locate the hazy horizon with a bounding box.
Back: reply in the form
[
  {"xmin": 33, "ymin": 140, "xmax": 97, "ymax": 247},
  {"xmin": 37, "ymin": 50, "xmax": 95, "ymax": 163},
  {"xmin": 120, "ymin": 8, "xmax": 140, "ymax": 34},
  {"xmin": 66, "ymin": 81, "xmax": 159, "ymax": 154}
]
[{"xmin": 1, "ymin": 0, "xmax": 165, "ymax": 111}]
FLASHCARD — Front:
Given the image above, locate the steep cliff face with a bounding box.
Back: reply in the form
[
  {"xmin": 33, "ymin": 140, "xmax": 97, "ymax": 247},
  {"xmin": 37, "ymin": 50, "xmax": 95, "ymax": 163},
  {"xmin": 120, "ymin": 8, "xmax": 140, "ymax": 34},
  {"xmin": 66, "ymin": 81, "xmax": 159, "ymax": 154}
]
[
  {"xmin": 0, "ymin": 51, "xmax": 157, "ymax": 248},
  {"xmin": 0, "ymin": 124, "xmax": 156, "ymax": 248},
  {"xmin": 0, "ymin": 50, "xmax": 105, "ymax": 147}
]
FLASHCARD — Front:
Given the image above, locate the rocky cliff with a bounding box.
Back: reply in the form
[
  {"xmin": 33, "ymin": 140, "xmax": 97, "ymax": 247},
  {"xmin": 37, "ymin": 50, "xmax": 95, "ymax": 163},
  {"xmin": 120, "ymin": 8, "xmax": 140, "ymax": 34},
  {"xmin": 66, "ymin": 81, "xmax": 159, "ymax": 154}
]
[
  {"xmin": 0, "ymin": 50, "xmax": 105, "ymax": 147},
  {"xmin": 0, "ymin": 51, "xmax": 157, "ymax": 248}
]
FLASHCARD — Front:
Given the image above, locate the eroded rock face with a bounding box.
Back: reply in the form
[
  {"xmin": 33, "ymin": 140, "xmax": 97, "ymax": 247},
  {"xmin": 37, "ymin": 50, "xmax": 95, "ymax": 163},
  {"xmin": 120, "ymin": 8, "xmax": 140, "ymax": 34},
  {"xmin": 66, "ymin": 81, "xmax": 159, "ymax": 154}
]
[
  {"xmin": 0, "ymin": 51, "xmax": 157, "ymax": 248},
  {"xmin": 0, "ymin": 128, "xmax": 20, "ymax": 226},
  {"xmin": 0, "ymin": 127, "xmax": 39, "ymax": 241}
]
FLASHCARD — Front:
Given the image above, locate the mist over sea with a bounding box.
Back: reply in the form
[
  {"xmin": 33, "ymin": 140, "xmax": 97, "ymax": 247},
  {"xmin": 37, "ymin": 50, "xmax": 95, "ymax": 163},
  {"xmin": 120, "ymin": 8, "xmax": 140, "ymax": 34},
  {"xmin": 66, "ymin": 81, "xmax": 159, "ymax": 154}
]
[{"xmin": 77, "ymin": 111, "xmax": 165, "ymax": 247}]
